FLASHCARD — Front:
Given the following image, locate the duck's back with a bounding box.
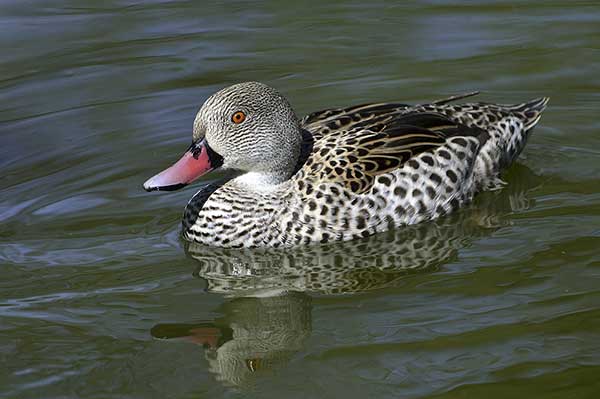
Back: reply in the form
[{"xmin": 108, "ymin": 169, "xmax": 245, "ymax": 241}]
[{"xmin": 272, "ymin": 95, "xmax": 549, "ymax": 246}]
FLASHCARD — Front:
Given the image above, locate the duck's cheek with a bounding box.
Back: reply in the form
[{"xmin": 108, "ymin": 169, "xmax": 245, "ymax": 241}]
[{"xmin": 143, "ymin": 139, "xmax": 221, "ymax": 192}]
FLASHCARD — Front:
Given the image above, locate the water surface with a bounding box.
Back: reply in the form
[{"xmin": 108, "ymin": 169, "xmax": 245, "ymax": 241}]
[{"xmin": 1, "ymin": 1, "xmax": 600, "ymax": 398}]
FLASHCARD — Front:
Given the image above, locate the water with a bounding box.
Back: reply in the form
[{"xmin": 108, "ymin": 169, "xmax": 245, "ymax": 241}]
[{"xmin": 1, "ymin": 1, "xmax": 599, "ymax": 397}]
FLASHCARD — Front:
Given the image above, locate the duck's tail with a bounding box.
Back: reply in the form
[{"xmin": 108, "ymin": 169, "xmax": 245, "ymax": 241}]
[
  {"xmin": 506, "ymin": 97, "xmax": 550, "ymax": 131},
  {"xmin": 473, "ymin": 97, "xmax": 549, "ymax": 191}
]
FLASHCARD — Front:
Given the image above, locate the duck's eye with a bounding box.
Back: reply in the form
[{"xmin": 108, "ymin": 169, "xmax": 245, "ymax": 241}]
[{"xmin": 231, "ymin": 111, "xmax": 246, "ymax": 124}]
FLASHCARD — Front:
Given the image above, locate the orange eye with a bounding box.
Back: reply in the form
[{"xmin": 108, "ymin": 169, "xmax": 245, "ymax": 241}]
[{"xmin": 231, "ymin": 111, "xmax": 246, "ymax": 124}]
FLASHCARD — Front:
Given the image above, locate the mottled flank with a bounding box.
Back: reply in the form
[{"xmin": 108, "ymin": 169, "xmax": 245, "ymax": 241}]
[{"xmin": 180, "ymin": 82, "xmax": 548, "ymax": 248}]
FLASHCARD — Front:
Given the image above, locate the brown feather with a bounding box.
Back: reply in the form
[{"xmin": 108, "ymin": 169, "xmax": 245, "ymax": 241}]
[{"xmin": 300, "ymin": 112, "xmax": 486, "ymax": 194}]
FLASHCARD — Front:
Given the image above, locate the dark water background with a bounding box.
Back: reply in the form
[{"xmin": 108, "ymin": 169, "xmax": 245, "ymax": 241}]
[{"xmin": 1, "ymin": 1, "xmax": 599, "ymax": 398}]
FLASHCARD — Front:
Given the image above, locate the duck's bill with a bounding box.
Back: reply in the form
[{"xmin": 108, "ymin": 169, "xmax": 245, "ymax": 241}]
[
  {"xmin": 143, "ymin": 139, "xmax": 223, "ymax": 192},
  {"xmin": 150, "ymin": 322, "xmax": 232, "ymax": 348}
]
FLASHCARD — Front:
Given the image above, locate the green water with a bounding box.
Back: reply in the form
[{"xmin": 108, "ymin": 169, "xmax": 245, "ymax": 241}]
[{"xmin": 1, "ymin": 1, "xmax": 599, "ymax": 397}]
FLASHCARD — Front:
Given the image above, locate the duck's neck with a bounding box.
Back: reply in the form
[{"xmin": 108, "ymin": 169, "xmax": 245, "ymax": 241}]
[
  {"xmin": 232, "ymin": 170, "xmax": 290, "ymax": 191},
  {"xmin": 235, "ymin": 128, "xmax": 312, "ymax": 188}
]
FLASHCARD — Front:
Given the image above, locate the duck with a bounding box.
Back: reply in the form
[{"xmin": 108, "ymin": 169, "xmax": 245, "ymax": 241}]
[{"xmin": 143, "ymin": 82, "xmax": 548, "ymax": 248}]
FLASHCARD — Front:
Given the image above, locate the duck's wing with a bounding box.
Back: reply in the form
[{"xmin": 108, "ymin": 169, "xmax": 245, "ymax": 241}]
[
  {"xmin": 300, "ymin": 102, "xmax": 411, "ymax": 140},
  {"xmin": 296, "ymin": 112, "xmax": 485, "ymax": 194},
  {"xmin": 300, "ymin": 92, "xmax": 480, "ymax": 140}
]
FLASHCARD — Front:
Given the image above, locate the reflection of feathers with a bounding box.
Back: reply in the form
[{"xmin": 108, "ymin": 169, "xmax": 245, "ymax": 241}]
[{"xmin": 204, "ymin": 293, "xmax": 310, "ymax": 387}]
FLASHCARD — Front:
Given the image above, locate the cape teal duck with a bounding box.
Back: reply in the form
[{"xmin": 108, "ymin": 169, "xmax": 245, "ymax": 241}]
[{"xmin": 143, "ymin": 82, "xmax": 548, "ymax": 248}]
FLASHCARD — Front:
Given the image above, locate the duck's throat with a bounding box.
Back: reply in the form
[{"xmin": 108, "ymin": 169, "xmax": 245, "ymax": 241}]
[
  {"xmin": 183, "ymin": 175, "xmax": 286, "ymax": 247},
  {"xmin": 233, "ymin": 171, "xmax": 290, "ymax": 190},
  {"xmin": 182, "ymin": 181, "xmax": 225, "ymax": 235}
]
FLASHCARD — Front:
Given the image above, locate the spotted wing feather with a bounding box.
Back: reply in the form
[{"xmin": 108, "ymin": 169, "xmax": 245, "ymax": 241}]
[{"xmin": 301, "ymin": 113, "xmax": 485, "ymax": 194}]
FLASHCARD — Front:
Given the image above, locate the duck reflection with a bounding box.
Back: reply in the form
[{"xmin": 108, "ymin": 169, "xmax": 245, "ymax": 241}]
[
  {"xmin": 151, "ymin": 164, "xmax": 540, "ymax": 387},
  {"xmin": 151, "ymin": 292, "xmax": 310, "ymax": 387}
]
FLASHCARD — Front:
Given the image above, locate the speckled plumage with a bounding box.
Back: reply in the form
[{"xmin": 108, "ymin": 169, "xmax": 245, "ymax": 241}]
[{"xmin": 177, "ymin": 82, "xmax": 548, "ymax": 248}]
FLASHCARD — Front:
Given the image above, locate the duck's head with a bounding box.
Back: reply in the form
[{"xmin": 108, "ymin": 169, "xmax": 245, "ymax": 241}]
[{"xmin": 143, "ymin": 82, "xmax": 302, "ymax": 191}]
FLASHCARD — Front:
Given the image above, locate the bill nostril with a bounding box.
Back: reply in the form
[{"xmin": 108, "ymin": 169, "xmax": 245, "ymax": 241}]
[{"xmin": 191, "ymin": 142, "xmax": 204, "ymax": 160}]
